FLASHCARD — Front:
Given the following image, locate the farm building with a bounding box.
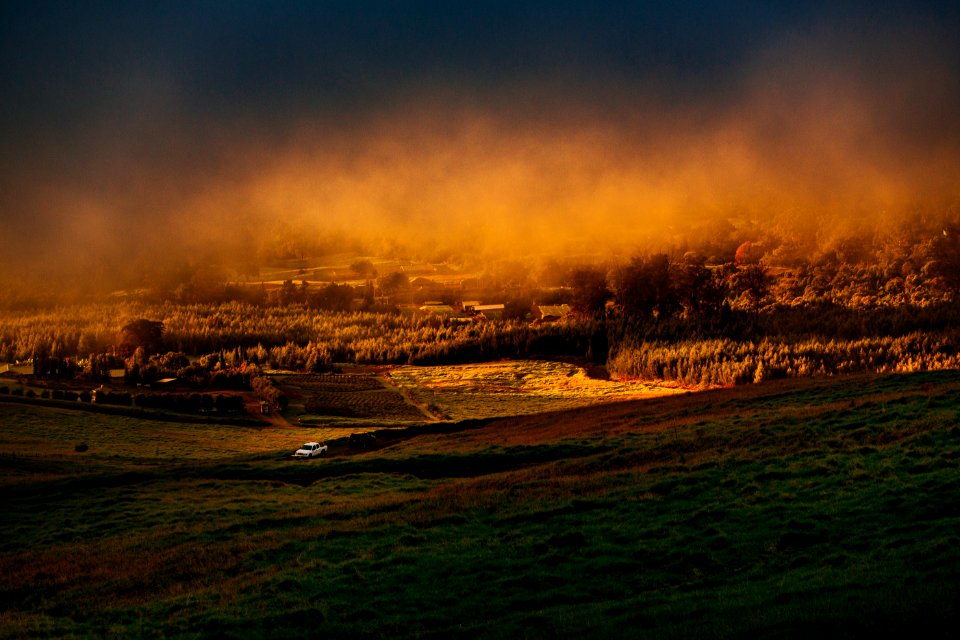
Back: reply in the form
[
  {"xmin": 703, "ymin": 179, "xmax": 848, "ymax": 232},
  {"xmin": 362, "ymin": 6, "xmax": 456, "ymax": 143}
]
[
  {"xmin": 419, "ymin": 304, "xmax": 458, "ymax": 317},
  {"xmin": 0, "ymin": 363, "xmax": 33, "ymax": 376},
  {"xmin": 473, "ymin": 304, "xmax": 505, "ymax": 320},
  {"xmin": 533, "ymin": 304, "xmax": 571, "ymax": 323}
]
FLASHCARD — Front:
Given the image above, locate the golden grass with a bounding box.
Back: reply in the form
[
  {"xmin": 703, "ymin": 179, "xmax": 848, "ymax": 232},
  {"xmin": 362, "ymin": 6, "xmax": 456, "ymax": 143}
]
[{"xmin": 387, "ymin": 360, "xmax": 685, "ymax": 421}]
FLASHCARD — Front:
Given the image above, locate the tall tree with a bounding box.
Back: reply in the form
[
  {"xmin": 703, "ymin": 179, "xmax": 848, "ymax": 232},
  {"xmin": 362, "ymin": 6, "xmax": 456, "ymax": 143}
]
[
  {"xmin": 674, "ymin": 252, "xmax": 727, "ymax": 319},
  {"xmin": 731, "ymin": 263, "xmax": 770, "ymax": 316},
  {"xmin": 350, "ymin": 259, "xmax": 378, "ymax": 279},
  {"xmin": 569, "ymin": 267, "xmax": 612, "ymax": 317},
  {"xmin": 278, "ymin": 279, "xmax": 298, "ymax": 305},
  {"xmin": 378, "ymin": 272, "xmax": 410, "ymax": 297},
  {"xmin": 615, "ymin": 254, "xmax": 676, "ymax": 318},
  {"xmin": 927, "ymin": 226, "xmax": 960, "ymax": 293},
  {"xmin": 118, "ymin": 319, "xmax": 164, "ymax": 357}
]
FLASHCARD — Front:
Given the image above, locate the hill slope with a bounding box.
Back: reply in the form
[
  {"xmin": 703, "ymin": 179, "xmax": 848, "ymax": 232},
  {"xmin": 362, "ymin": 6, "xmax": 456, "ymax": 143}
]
[{"xmin": 3, "ymin": 371, "xmax": 960, "ymax": 638}]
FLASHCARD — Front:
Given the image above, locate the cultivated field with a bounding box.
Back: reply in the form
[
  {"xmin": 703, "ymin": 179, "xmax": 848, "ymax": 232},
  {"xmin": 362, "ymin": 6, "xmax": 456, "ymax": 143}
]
[
  {"xmin": 275, "ymin": 360, "xmax": 684, "ymax": 429},
  {"xmin": 387, "ymin": 359, "xmax": 685, "ymax": 420},
  {"xmin": 280, "ymin": 371, "xmax": 430, "ymax": 427},
  {"xmin": 3, "ymin": 370, "xmax": 960, "ymax": 638}
]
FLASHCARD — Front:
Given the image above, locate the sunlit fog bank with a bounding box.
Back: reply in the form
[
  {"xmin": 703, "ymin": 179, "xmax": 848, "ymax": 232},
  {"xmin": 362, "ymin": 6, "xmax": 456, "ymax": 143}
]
[{"xmin": 2, "ymin": 10, "xmax": 959, "ymax": 301}]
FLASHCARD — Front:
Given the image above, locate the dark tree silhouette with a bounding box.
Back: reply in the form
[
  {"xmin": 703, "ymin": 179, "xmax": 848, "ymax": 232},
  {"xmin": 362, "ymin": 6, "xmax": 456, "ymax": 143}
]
[
  {"xmin": 378, "ymin": 272, "xmax": 410, "ymax": 296},
  {"xmin": 615, "ymin": 254, "xmax": 676, "ymax": 318},
  {"xmin": 350, "ymin": 259, "xmax": 378, "ymax": 279},
  {"xmin": 674, "ymin": 252, "xmax": 710, "ymax": 316},
  {"xmin": 731, "ymin": 263, "xmax": 770, "ymax": 315},
  {"xmin": 927, "ymin": 226, "xmax": 960, "ymax": 292},
  {"xmin": 674, "ymin": 252, "xmax": 728, "ymax": 320},
  {"xmin": 118, "ymin": 319, "xmax": 164, "ymax": 357},
  {"xmin": 315, "ymin": 283, "xmax": 355, "ymax": 311},
  {"xmin": 278, "ymin": 279, "xmax": 298, "ymax": 305},
  {"xmin": 569, "ymin": 267, "xmax": 612, "ymax": 316}
]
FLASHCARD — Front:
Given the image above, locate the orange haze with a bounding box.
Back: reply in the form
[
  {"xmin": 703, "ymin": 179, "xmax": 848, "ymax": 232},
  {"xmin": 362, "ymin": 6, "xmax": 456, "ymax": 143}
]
[{"xmin": 2, "ymin": 22, "xmax": 959, "ymax": 292}]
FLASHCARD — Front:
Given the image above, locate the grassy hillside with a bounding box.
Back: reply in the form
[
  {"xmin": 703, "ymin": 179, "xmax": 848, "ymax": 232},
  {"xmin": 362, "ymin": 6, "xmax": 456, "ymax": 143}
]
[{"xmin": 3, "ymin": 371, "xmax": 960, "ymax": 638}]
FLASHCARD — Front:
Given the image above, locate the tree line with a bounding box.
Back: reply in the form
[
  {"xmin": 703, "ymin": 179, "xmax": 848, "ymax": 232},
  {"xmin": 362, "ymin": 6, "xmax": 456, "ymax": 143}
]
[{"xmin": 3, "ymin": 225, "xmax": 960, "ymax": 389}]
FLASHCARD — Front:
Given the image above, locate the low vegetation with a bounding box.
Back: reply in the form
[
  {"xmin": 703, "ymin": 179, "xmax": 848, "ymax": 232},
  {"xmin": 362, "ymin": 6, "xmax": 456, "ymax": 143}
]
[
  {"xmin": 3, "ymin": 370, "xmax": 960, "ymax": 638},
  {"xmin": 285, "ymin": 372, "xmax": 428, "ymax": 425}
]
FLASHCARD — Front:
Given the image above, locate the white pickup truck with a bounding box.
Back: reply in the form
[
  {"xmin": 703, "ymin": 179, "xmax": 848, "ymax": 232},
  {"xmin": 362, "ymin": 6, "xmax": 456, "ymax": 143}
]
[{"xmin": 292, "ymin": 442, "xmax": 328, "ymax": 458}]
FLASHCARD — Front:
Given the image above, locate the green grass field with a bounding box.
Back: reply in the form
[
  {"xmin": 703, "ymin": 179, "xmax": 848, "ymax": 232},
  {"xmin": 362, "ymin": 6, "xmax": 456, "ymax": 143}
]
[{"xmin": 2, "ymin": 370, "xmax": 960, "ymax": 638}]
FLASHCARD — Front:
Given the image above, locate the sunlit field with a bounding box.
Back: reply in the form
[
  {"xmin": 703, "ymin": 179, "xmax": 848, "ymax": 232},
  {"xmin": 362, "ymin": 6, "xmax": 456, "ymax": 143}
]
[
  {"xmin": 281, "ymin": 360, "xmax": 684, "ymax": 429},
  {"xmin": 3, "ymin": 370, "xmax": 960, "ymax": 638},
  {"xmin": 388, "ymin": 359, "xmax": 684, "ymax": 420}
]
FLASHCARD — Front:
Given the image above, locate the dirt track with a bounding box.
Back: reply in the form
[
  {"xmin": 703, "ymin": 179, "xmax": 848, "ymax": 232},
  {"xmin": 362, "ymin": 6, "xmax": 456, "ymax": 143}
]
[{"xmin": 241, "ymin": 393, "xmax": 297, "ymax": 428}]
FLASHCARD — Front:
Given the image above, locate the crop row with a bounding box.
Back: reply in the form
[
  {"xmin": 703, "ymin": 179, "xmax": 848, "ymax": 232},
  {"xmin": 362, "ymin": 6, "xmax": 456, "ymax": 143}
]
[{"xmin": 302, "ymin": 389, "xmax": 423, "ymax": 420}]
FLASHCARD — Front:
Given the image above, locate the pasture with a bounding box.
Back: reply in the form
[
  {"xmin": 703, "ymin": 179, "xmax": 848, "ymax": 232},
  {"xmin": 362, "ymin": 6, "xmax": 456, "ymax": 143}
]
[{"xmin": 2, "ymin": 370, "xmax": 960, "ymax": 638}]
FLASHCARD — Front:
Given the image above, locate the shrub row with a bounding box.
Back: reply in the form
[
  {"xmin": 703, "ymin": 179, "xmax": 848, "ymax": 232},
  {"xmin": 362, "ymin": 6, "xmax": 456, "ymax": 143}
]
[
  {"xmin": 135, "ymin": 392, "xmax": 244, "ymax": 413},
  {"xmin": 88, "ymin": 387, "xmax": 246, "ymax": 413}
]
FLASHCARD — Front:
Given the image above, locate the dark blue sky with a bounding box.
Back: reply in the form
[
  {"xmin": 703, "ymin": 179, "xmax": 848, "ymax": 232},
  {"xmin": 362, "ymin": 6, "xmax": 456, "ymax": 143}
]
[
  {"xmin": 4, "ymin": 1, "xmax": 957, "ymax": 133},
  {"xmin": 2, "ymin": 1, "xmax": 960, "ymax": 283}
]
